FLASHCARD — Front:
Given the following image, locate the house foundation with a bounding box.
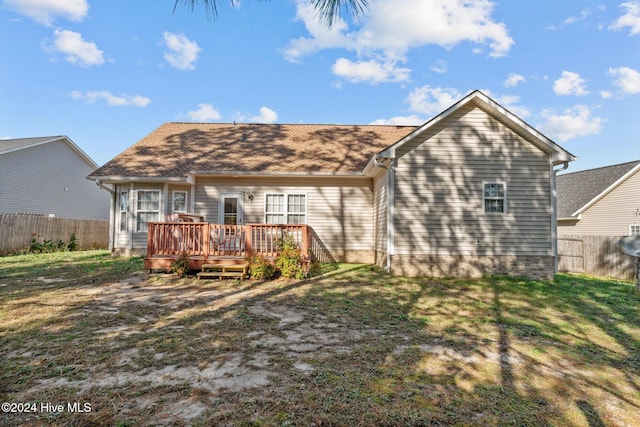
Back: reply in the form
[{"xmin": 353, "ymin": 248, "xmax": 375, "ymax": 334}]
[{"xmin": 389, "ymin": 254, "xmax": 555, "ymax": 281}]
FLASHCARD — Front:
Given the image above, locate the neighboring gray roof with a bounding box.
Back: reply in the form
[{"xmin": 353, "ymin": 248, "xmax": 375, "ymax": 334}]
[
  {"xmin": 0, "ymin": 136, "xmax": 100, "ymax": 169},
  {"xmin": 0, "ymin": 136, "xmax": 64, "ymax": 154},
  {"xmin": 557, "ymin": 160, "xmax": 640, "ymax": 218}
]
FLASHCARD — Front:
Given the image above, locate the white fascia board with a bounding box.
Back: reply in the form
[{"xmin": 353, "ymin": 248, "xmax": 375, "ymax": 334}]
[
  {"xmin": 189, "ymin": 170, "xmax": 365, "ymax": 178},
  {"xmin": 558, "ymin": 216, "xmax": 581, "ymax": 222},
  {"xmin": 87, "ymin": 176, "xmax": 189, "ymax": 183},
  {"xmin": 572, "ymin": 164, "xmax": 640, "ymax": 217}
]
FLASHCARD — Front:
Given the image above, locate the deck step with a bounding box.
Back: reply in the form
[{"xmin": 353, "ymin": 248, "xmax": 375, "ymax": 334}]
[{"xmin": 197, "ymin": 263, "xmax": 249, "ymax": 281}]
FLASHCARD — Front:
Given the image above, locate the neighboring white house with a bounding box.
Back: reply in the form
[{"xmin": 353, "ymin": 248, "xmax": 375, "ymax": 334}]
[
  {"xmin": 0, "ymin": 136, "xmax": 109, "ymax": 220},
  {"xmin": 557, "ymin": 160, "xmax": 640, "ymax": 236}
]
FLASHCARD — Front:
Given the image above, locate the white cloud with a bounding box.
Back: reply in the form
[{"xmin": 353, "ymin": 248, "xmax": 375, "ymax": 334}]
[
  {"xmin": 489, "ymin": 92, "xmax": 531, "ymax": 118},
  {"xmin": 373, "ymin": 86, "xmax": 533, "ymax": 130},
  {"xmin": 370, "ymin": 115, "xmax": 425, "ymax": 126},
  {"xmin": 537, "ymin": 105, "xmax": 604, "ymax": 142},
  {"xmin": 553, "ymin": 71, "xmax": 589, "ymax": 96},
  {"xmin": 3, "ymin": 0, "xmax": 88, "ymax": 26},
  {"xmin": 431, "ymin": 60, "xmax": 447, "ymax": 74},
  {"xmin": 282, "ymin": 2, "xmax": 353, "ymax": 62},
  {"xmin": 71, "ymin": 90, "xmax": 150, "ymax": 107},
  {"xmin": 250, "ymin": 107, "xmax": 278, "ymax": 123},
  {"xmin": 504, "ymin": 73, "xmax": 525, "ymax": 88},
  {"xmin": 564, "ymin": 8, "xmax": 591, "ymax": 25},
  {"xmin": 608, "ymin": 66, "xmax": 640, "ymax": 94},
  {"xmin": 49, "ymin": 29, "xmax": 104, "ymax": 67},
  {"xmin": 187, "ymin": 103, "xmax": 221, "ymax": 121},
  {"xmin": 610, "ymin": 1, "xmax": 640, "ymax": 35},
  {"xmin": 331, "ymin": 57, "xmax": 410, "ymax": 84},
  {"xmin": 284, "ymin": 0, "xmax": 514, "ymax": 74},
  {"xmin": 163, "ymin": 32, "xmax": 201, "ymax": 71},
  {"xmin": 406, "ymin": 85, "xmax": 463, "ymax": 115}
]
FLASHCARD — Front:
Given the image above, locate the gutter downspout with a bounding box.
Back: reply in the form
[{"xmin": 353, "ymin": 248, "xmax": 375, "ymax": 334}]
[
  {"xmin": 551, "ymin": 161, "xmax": 569, "ymax": 273},
  {"xmin": 95, "ymin": 179, "xmax": 116, "ymax": 251},
  {"xmin": 375, "ymin": 155, "xmax": 395, "ymax": 272}
]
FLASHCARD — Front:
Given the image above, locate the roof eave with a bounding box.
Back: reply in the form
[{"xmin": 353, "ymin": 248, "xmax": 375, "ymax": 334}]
[
  {"xmin": 87, "ymin": 176, "xmax": 189, "ymax": 183},
  {"xmin": 189, "ymin": 170, "xmax": 366, "ymax": 178}
]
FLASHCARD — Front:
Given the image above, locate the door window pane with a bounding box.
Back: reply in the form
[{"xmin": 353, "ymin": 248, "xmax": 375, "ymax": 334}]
[{"xmin": 223, "ymin": 197, "xmax": 238, "ymax": 225}]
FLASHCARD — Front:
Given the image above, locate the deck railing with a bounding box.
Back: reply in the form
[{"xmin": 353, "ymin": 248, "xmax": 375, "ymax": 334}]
[{"xmin": 146, "ymin": 222, "xmax": 311, "ymax": 260}]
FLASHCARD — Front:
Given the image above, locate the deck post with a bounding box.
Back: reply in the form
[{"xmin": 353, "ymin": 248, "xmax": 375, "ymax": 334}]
[
  {"xmin": 146, "ymin": 223, "xmax": 154, "ymax": 259},
  {"xmin": 203, "ymin": 223, "xmax": 210, "ymax": 259},
  {"xmin": 244, "ymin": 225, "xmax": 252, "ymax": 258},
  {"xmin": 301, "ymin": 224, "xmax": 309, "ymax": 257}
]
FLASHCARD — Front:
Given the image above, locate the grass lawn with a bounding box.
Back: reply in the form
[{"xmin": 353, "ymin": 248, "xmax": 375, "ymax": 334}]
[{"xmin": 1, "ymin": 250, "xmax": 640, "ymax": 426}]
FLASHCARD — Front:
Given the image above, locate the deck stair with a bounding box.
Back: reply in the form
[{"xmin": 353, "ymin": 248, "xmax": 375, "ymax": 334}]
[{"xmin": 197, "ymin": 262, "xmax": 249, "ymax": 281}]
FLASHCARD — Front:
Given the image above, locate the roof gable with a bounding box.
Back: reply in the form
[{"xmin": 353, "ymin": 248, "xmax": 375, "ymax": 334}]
[
  {"xmin": 557, "ymin": 160, "xmax": 640, "ymax": 218},
  {"xmin": 89, "ymin": 123, "xmax": 417, "ymax": 179},
  {"xmin": 376, "ymin": 90, "xmax": 576, "ymax": 165},
  {"xmin": 0, "ymin": 136, "xmax": 99, "ymax": 169}
]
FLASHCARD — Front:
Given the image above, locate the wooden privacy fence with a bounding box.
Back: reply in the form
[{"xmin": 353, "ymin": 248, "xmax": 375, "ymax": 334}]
[
  {"xmin": 0, "ymin": 213, "xmax": 109, "ymax": 254},
  {"xmin": 558, "ymin": 234, "xmax": 638, "ymax": 281}
]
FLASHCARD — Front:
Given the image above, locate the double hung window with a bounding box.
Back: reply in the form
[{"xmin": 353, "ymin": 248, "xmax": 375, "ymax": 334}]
[
  {"xmin": 172, "ymin": 191, "xmax": 187, "ymax": 214},
  {"xmin": 483, "ymin": 182, "xmax": 506, "ymax": 214},
  {"xmin": 265, "ymin": 194, "xmax": 306, "ymax": 224},
  {"xmin": 136, "ymin": 190, "xmax": 160, "ymax": 231}
]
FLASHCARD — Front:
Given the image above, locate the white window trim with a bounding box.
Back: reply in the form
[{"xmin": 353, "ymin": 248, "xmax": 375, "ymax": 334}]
[
  {"xmin": 172, "ymin": 190, "xmax": 188, "ymax": 214},
  {"xmin": 630, "ymin": 224, "xmax": 640, "ymax": 236},
  {"xmin": 482, "ymin": 181, "xmax": 507, "ymax": 214},
  {"xmin": 118, "ymin": 190, "xmax": 128, "ymax": 232},
  {"xmin": 264, "ymin": 193, "xmax": 308, "ymax": 224},
  {"xmin": 219, "ymin": 192, "xmax": 244, "ymax": 225},
  {"xmin": 136, "ymin": 190, "xmax": 161, "ymax": 232}
]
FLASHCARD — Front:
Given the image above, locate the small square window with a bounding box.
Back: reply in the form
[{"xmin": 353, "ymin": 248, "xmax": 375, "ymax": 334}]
[{"xmin": 630, "ymin": 225, "xmax": 640, "ymax": 236}]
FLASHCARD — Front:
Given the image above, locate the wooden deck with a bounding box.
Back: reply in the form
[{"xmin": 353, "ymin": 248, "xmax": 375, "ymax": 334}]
[{"xmin": 144, "ymin": 223, "xmax": 327, "ymax": 271}]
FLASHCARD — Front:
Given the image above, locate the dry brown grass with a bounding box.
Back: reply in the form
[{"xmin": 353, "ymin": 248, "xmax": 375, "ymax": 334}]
[{"xmin": 1, "ymin": 251, "xmax": 640, "ymax": 426}]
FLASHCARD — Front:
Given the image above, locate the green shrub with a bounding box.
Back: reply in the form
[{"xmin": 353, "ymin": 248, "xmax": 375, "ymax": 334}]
[
  {"xmin": 247, "ymin": 254, "xmax": 276, "ymax": 280},
  {"xmin": 67, "ymin": 233, "xmax": 79, "ymax": 251},
  {"xmin": 28, "ymin": 234, "xmax": 77, "ymax": 254},
  {"xmin": 275, "ymin": 235, "xmax": 306, "ymax": 280},
  {"xmin": 170, "ymin": 252, "xmax": 191, "ymax": 277}
]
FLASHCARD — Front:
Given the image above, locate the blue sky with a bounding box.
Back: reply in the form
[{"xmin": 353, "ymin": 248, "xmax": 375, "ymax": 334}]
[{"xmin": 1, "ymin": 0, "xmax": 639, "ymax": 172}]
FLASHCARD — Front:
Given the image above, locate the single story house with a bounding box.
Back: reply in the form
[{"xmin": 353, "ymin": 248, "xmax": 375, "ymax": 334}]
[
  {"xmin": 88, "ymin": 90, "xmax": 575, "ymax": 279},
  {"xmin": 0, "ymin": 136, "xmax": 109, "ymax": 220},
  {"xmin": 557, "ymin": 160, "xmax": 640, "ymax": 236}
]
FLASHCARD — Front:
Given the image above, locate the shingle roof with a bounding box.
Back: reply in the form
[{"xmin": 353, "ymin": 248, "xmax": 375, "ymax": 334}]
[
  {"xmin": 89, "ymin": 122, "xmax": 417, "ymax": 179},
  {"xmin": 557, "ymin": 160, "xmax": 640, "ymax": 218},
  {"xmin": 0, "ymin": 136, "xmax": 65, "ymax": 154}
]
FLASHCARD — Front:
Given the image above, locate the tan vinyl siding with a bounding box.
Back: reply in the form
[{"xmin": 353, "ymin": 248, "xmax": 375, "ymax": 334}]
[
  {"xmin": 558, "ymin": 170, "xmax": 640, "ymax": 236},
  {"xmin": 373, "ymin": 171, "xmax": 387, "ymax": 253},
  {"xmin": 195, "ymin": 176, "xmax": 374, "ymax": 252},
  {"xmin": 0, "ymin": 139, "xmax": 109, "ymax": 219},
  {"xmin": 393, "ymin": 103, "xmax": 552, "ymax": 256}
]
